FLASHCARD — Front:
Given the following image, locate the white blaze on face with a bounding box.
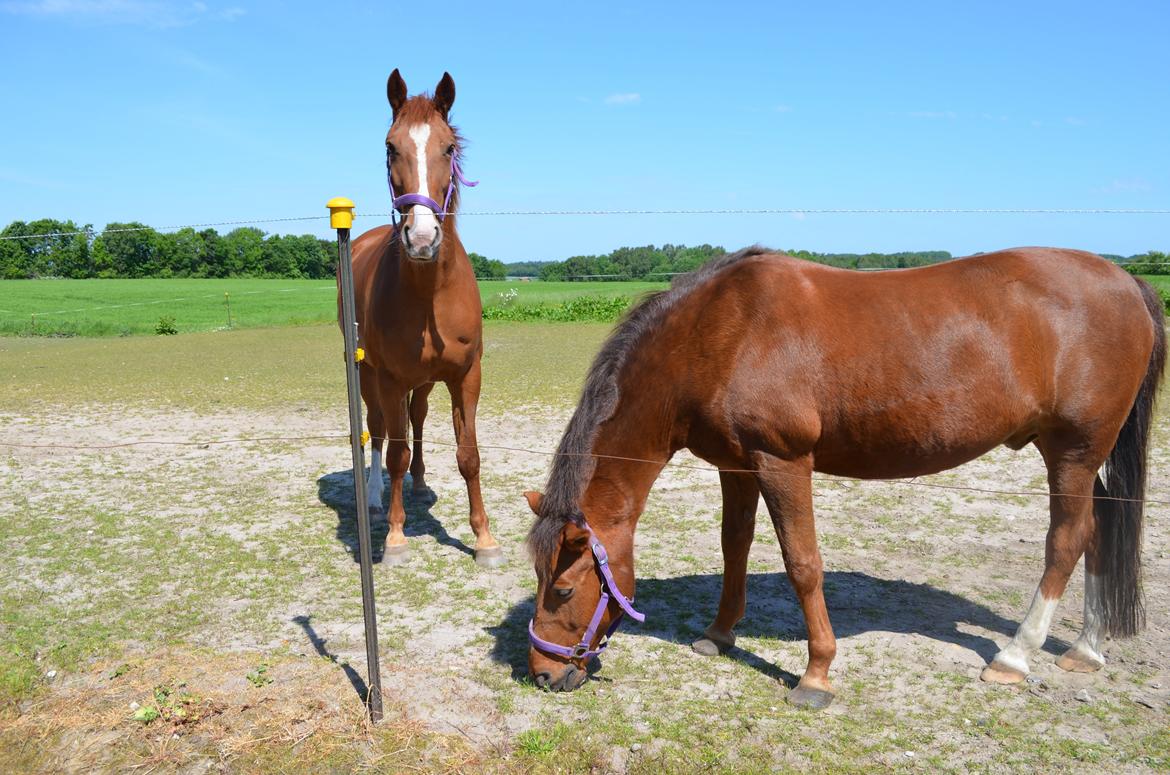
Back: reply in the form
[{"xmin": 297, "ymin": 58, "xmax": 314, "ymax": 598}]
[{"xmin": 406, "ymin": 123, "xmax": 439, "ymax": 252}]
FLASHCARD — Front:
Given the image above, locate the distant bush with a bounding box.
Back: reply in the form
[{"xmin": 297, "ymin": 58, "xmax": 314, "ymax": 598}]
[{"xmin": 155, "ymin": 316, "xmax": 178, "ymax": 335}]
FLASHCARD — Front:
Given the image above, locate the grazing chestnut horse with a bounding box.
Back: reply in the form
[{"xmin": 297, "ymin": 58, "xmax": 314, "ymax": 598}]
[
  {"xmin": 340, "ymin": 69, "xmax": 502, "ymax": 567},
  {"xmin": 524, "ymin": 247, "xmax": 1164, "ymax": 708}
]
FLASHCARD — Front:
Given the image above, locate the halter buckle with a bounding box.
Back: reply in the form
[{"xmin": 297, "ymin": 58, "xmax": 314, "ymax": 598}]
[{"xmin": 571, "ymin": 643, "xmax": 590, "ymax": 659}]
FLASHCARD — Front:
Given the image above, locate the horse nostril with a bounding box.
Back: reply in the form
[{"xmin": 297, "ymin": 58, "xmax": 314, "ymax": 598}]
[
  {"xmin": 534, "ymin": 671, "xmax": 552, "ymax": 690},
  {"xmin": 553, "ymin": 665, "xmax": 580, "ymax": 692}
]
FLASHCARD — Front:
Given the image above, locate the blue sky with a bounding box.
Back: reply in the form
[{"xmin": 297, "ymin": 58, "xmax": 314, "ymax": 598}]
[{"xmin": 0, "ymin": 0, "xmax": 1167, "ymax": 262}]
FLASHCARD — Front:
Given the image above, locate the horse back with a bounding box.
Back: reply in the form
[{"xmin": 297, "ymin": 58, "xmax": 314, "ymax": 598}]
[{"xmin": 669, "ymin": 248, "xmax": 1156, "ymax": 478}]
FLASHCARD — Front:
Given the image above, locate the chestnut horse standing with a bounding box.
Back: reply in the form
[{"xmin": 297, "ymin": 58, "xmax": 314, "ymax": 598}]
[
  {"xmin": 524, "ymin": 247, "xmax": 1164, "ymax": 708},
  {"xmin": 340, "ymin": 70, "xmax": 502, "ymax": 567}
]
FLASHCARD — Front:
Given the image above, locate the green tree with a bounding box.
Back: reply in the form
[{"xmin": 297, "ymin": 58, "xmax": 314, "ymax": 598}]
[
  {"xmin": 93, "ymin": 222, "xmax": 163, "ymax": 278},
  {"xmin": 0, "ymin": 219, "xmax": 91, "ymax": 278},
  {"xmin": 468, "ymin": 252, "xmax": 506, "ymax": 279},
  {"xmin": 222, "ymin": 227, "xmax": 265, "ymax": 276}
]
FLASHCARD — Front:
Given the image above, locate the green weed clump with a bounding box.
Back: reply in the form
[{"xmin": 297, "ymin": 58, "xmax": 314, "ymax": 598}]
[{"xmin": 483, "ymin": 293, "xmax": 633, "ymax": 322}]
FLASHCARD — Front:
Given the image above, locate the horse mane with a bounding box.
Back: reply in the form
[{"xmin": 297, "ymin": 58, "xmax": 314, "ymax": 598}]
[
  {"xmin": 526, "ymin": 245, "xmax": 773, "ymax": 573},
  {"xmin": 392, "ymin": 95, "xmax": 467, "ymax": 214}
]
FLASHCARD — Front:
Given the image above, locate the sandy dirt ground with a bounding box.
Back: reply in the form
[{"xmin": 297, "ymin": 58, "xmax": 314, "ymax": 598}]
[{"xmin": 1, "ymin": 390, "xmax": 1168, "ymax": 772}]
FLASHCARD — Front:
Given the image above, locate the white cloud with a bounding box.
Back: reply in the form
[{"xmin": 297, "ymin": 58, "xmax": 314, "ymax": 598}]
[
  {"xmin": 773, "ymin": 104, "xmax": 793, "ymax": 113},
  {"xmin": 908, "ymin": 110, "xmax": 957, "ymax": 120},
  {"xmin": 1064, "ymin": 116, "xmax": 1087, "ymax": 126},
  {"xmin": 604, "ymin": 92, "xmax": 641, "ymax": 106}
]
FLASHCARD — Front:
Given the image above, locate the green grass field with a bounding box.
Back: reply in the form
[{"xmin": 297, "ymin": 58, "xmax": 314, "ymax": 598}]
[{"xmin": 0, "ymin": 279, "xmax": 666, "ymax": 337}]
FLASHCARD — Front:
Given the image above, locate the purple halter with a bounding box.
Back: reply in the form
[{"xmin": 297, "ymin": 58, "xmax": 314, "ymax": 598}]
[
  {"xmin": 387, "ymin": 150, "xmax": 478, "ymax": 224},
  {"xmin": 528, "ymin": 520, "xmax": 646, "ymax": 662}
]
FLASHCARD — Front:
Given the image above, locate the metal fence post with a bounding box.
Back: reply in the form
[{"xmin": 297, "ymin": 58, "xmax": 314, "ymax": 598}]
[{"xmin": 327, "ymin": 196, "xmax": 383, "ymax": 723}]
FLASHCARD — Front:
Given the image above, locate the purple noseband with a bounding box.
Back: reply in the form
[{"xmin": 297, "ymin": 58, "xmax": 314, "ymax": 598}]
[
  {"xmin": 528, "ymin": 520, "xmax": 645, "ymax": 662},
  {"xmin": 387, "ymin": 151, "xmax": 478, "ymax": 224}
]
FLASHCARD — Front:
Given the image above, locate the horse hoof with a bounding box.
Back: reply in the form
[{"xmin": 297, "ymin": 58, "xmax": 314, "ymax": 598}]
[
  {"xmin": 691, "ymin": 636, "xmax": 732, "ymax": 657},
  {"xmin": 383, "ymin": 543, "xmax": 409, "ymax": 566},
  {"xmin": 1056, "ymin": 648, "xmax": 1104, "ymax": 674},
  {"xmin": 788, "ymin": 685, "xmax": 834, "ymax": 710},
  {"xmin": 980, "ymin": 661, "xmax": 1027, "ymax": 685},
  {"xmin": 474, "ymin": 546, "xmax": 505, "ymax": 569}
]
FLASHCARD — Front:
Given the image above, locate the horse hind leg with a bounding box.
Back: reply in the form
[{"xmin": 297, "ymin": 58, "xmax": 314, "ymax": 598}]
[
  {"xmin": 693, "ymin": 471, "xmax": 759, "ymax": 657},
  {"xmin": 982, "ymin": 447, "xmax": 1098, "ymax": 684},
  {"xmin": 1055, "ymin": 475, "xmax": 1109, "ymax": 673},
  {"xmin": 408, "ymin": 383, "xmax": 434, "ymax": 493},
  {"xmin": 361, "ymin": 363, "xmax": 387, "ymax": 520}
]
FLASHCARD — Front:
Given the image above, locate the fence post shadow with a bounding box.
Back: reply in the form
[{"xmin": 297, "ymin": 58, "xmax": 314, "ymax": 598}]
[{"xmin": 292, "ymin": 614, "xmax": 370, "ymax": 706}]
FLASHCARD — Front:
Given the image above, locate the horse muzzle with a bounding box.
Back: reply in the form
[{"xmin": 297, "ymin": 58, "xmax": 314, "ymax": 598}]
[
  {"xmin": 532, "ymin": 664, "xmax": 586, "ymax": 692},
  {"xmin": 403, "ymin": 221, "xmax": 442, "ymax": 260}
]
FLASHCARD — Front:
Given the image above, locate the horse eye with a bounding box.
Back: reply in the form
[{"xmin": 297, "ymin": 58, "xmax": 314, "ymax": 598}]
[
  {"xmin": 445, "ymin": 144, "xmax": 455, "ymax": 156},
  {"xmin": 555, "ymin": 587, "xmax": 573, "ymax": 600}
]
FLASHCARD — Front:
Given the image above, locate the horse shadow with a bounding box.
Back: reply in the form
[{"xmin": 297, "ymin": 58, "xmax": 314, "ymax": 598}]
[
  {"xmin": 486, "ymin": 571, "xmax": 1069, "ymax": 688},
  {"xmin": 316, "ymin": 468, "xmax": 474, "ymax": 563}
]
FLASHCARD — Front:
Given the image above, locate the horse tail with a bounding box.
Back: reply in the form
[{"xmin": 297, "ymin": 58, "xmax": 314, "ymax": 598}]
[{"xmin": 1096, "ymin": 276, "xmax": 1165, "ymax": 637}]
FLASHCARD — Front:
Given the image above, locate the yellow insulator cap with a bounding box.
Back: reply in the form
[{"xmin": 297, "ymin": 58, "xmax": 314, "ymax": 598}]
[
  {"xmin": 327, "ymin": 197, "xmax": 355, "ymax": 229},
  {"xmin": 354, "ymin": 347, "xmax": 365, "ymax": 363},
  {"xmin": 360, "ymin": 430, "xmax": 370, "ymax": 446}
]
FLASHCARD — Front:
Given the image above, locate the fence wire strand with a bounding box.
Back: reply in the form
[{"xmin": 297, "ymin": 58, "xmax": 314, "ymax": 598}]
[
  {"xmin": 3, "ymin": 207, "xmax": 1170, "ymax": 241},
  {"xmin": 3, "ymin": 432, "xmax": 1167, "ymax": 508}
]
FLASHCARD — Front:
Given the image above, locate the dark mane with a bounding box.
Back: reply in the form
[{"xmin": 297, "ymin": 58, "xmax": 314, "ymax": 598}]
[
  {"xmin": 526, "ymin": 246, "xmax": 772, "ymax": 572},
  {"xmin": 392, "ymin": 95, "xmax": 466, "ymax": 214}
]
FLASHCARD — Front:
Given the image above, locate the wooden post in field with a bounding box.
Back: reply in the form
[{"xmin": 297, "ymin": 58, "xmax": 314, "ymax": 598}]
[
  {"xmin": 328, "ymin": 196, "xmax": 383, "ymax": 723},
  {"xmin": 224, "ymin": 292, "xmax": 233, "ymax": 329}
]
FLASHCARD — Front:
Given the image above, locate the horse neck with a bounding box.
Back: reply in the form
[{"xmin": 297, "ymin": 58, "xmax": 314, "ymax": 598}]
[{"xmin": 577, "ymin": 367, "xmax": 678, "ymax": 552}]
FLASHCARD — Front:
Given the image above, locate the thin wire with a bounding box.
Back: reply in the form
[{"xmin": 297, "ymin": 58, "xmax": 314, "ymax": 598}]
[
  {"xmin": 386, "ymin": 207, "xmax": 1170, "ymax": 217},
  {"xmin": 3, "ymin": 207, "xmax": 1170, "ymax": 241},
  {"xmin": 4, "ymin": 432, "xmax": 1166, "ymax": 507},
  {"xmin": 0, "ymin": 215, "xmax": 328, "ymax": 241}
]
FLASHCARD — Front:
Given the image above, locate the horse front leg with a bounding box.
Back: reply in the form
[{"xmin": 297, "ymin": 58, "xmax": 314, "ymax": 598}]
[
  {"xmin": 693, "ymin": 471, "xmax": 760, "ymax": 656},
  {"xmin": 377, "ymin": 377, "xmax": 411, "ymax": 565},
  {"xmin": 408, "ymin": 383, "xmax": 434, "ymax": 493},
  {"xmin": 754, "ymin": 452, "xmax": 837, "ymax": 710},
  {"xmin": 448, "ymin": 359, "xmax": 503, "ymax": 568}
]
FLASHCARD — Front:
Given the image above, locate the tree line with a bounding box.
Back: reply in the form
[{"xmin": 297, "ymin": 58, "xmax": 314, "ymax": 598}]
[
  {"xmin": 531, "ymin": 244, "xmax": 1169, "ymax": 280},
  {"xmin": 2, "ymin": 218, "xmax": 1163, "ymax": 280},
  {"xmin": 1, "ymin": 219, "xmax": 336, "ymax": 280},
  {"xmin": 533, "ymin": 244, "xmax": 957, "ymax": 280},
  {"xmin": 1, "ymin": 219, "xmax": 512, "ymax": 281}
]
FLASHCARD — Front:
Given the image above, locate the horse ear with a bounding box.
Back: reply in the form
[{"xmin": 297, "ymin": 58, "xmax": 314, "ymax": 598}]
[
  {"xmin": 433, "ymin": 71, "xmax": 455, "ymax": 120},
  {"xmin": 523, "ymin": 490, "xmax": 543, "ymax": 515},
  {"xmin": 387, "ymin": 69, "xmax": 407, "ymax": 116},
  {"xmin": 562, "ymin": 521, "xmax": 591, "ymax": 552}
]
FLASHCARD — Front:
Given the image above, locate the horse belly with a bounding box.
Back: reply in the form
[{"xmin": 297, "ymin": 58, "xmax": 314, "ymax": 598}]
[{"xmin": 811, "ymin": 400, "xmax": 1039, "ymax": 479}]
